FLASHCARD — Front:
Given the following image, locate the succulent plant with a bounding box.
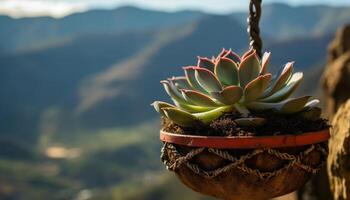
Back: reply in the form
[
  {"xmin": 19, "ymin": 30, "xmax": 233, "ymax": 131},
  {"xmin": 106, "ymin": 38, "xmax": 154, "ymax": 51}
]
[{"xmin": 152, "ymin": 48, "xmax": 320, "ymax": 127}]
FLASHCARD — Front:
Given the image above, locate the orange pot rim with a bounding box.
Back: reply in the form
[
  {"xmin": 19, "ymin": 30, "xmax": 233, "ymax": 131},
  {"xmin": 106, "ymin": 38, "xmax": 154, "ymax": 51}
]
[{"xmin": 160, "ymin": 129, "xmax": 330, "ymax": 149}]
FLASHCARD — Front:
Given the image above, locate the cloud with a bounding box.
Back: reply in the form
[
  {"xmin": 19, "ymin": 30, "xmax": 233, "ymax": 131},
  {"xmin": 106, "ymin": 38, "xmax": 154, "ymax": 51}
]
[
  {"xmin": 0, "ymin": 0, "xmax": 248, "ymax": 18},
  {"xmin": 122, "ymin": 0, "xmax": 248, "ymax": 13},
  {"xmin": 0, "ymin": 0, "xmax": 88, "ymax": 18}
]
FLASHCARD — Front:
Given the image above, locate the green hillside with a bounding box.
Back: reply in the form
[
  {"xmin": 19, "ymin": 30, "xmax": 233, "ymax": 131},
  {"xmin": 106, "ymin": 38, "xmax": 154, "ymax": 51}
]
[{"xmin": 0, "ymin": 7, "xmax": 203, "ymax": 53}]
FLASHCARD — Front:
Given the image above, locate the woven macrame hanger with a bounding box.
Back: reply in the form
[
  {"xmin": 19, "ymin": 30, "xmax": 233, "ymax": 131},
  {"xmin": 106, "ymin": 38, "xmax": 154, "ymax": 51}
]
[{"xmin": 247, "ymin": 0, "xmax": 263, "ymax": 58}]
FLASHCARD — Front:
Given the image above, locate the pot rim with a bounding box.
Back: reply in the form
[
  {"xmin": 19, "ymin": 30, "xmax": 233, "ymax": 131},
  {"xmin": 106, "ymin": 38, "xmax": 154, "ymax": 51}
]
[{"xmin": 160, "ymin": 129, "xmax": 330, "ymax": 149}]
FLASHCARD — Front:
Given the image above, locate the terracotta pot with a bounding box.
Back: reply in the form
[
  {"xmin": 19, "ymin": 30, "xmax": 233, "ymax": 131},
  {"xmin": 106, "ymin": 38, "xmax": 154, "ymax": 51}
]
[{"xmin": 160, "ymin": 129, "xmax": 330, "ymax": 200}]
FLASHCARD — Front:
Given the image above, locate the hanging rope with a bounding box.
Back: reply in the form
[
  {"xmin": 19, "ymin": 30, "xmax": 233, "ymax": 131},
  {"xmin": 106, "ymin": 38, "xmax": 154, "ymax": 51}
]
[
  {"xmin": 161, "ymin": 143, "xmax": 328, "ymax": 179},
  {"xmin": 247, "ymin": 0, "xmax": 263, "ymax": 58}
]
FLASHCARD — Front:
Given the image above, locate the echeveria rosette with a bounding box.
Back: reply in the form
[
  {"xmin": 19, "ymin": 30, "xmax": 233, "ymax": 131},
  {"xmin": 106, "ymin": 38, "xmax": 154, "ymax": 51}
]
[{"xmin": 152, "ymin": 48, "xmax": 320, "ymax": 127}]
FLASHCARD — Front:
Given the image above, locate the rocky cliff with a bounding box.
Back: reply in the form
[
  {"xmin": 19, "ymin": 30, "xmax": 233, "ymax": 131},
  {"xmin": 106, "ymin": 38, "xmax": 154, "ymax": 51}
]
[
  {"xmin": 323, "ymin": 25, "xmax": 350, "ymax": 119},
  {"xmin": 324, "ymin": 24, "xmax": 350, "ymax": 200},
  {"xmin": 328, "ymin": 100, "xmax": 350, "ymax": 200}
]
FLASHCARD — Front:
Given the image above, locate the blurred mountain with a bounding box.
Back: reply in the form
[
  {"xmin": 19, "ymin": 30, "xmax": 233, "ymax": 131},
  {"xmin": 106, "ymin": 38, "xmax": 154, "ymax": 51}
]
[
  {"xmin": 233, "ymin": 3, "xmax": 350, "ymax": 40},
  {"xmin": 0, "ymin": 4, "xmax": 338, "ymax": 144},
  {"xmin": 0, "ymin": 6, "xmax": 203, "ymax": 53},
  {"xmin": 0, "ymin": 15, "xmax": 248, "ymax": 144},
  {"xmin": 2, "ymin": 3, "xmax": 350, "ymax": 54},
  {"xmin": 0, "ymin": 29, "xmax": 156, "ymax": 143}
]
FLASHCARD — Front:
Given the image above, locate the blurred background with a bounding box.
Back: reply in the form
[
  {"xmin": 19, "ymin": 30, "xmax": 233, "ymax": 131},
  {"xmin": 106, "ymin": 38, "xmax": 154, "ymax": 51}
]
[{"xmin": 0, "ymin": 0, "xmax": 350, "ymax": 199}]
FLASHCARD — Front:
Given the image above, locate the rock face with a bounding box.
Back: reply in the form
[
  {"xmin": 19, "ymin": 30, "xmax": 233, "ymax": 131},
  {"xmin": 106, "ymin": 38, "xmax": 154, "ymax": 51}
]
[
  {"xmin": 297, "ymin": 25, "xmax": 350, "ymax": 200},
  {"xmin": 328, "ymin": 100, "xmax": 350, "ymax": 200},
  {"xmin": 323, "ymin": 25, "xmax": 350, "ymax": 119},
  {"xmin": 324, "ymin": 24, "xmax": 350, "ymax": 200}
]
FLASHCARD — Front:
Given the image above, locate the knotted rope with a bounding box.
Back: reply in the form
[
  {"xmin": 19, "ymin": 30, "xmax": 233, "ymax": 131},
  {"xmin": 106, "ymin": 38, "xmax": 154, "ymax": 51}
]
[
  {"xmin": 161, "ymin": 143, "xmax": 328, "ymax": 180},
  {"xmin": 248, "ymin": 0, "xmax": 263, "ymax": 57}
]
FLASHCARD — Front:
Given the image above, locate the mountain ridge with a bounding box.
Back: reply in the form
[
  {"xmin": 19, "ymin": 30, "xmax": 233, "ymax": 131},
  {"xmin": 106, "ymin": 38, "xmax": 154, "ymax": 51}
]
[
  {"xmin": 0, "ymin": 12, "xmax": 336, "ymax": 143},
  {"xmin": 0, "ymin": 6, "xmax": 204, "ymax": 53},
  {"xmin": 2, "ymin": 3, "xmax": 350, "ymax": 53},
  {"xmin": 232, "ymin": 3, "xmax": 350, "ymax": 40}
]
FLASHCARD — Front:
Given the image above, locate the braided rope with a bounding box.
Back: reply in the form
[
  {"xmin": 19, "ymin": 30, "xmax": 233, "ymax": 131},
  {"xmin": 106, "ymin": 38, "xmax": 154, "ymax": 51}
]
[
  {"xmin": 248, "ymin": 0, "xmax": 263, "ymax": 57},
  {"xmin": 161, "ymin": 143, "xmax": 327, "ymax": 180}
]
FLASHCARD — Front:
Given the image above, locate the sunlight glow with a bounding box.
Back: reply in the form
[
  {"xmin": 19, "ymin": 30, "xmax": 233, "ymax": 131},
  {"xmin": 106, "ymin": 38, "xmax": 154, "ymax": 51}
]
[
  {"xmin": 0, "ymin": 0, "xmax": 350, "ymax": 18},
  {"xmin": 0, "ymin": 0, "xmax": 88, "ymax": 18}
]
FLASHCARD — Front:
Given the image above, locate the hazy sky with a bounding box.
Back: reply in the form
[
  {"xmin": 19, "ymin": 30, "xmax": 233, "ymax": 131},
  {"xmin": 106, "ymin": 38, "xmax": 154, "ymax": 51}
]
[{"xmin": 1, "ymin": 0, "xmax": 350, "ymax": 18}]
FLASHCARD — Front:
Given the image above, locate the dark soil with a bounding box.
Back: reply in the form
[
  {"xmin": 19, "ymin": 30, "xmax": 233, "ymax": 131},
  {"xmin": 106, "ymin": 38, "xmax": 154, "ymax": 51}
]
[{"xmin": 162, "ymin": 110, "xmax": 329, "ymax": 137}]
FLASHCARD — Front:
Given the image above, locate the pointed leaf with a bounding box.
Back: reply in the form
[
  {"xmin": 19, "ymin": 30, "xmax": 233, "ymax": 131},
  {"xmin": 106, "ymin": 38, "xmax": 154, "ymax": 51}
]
[
  {"xmin": 214, "ymin": 57, "xmax": 239, "ymax": 86},
  {"xmin": 151, "ymin": 101, "xmax": 175, "ymax": 115},
  {"xmin": 239, "ymin": 51, "xmax": 261, "ymax": 87},
  {"xmin": 265, "ymin": 62, "xmax": 294, "ymax": 96},
  {"xmin": 194, "ymin": 106, "xmax": 234, "ymax": 123},
  {"xmin": 246, "ymin": 96, "xmax": 310, "ymax": 114},
  {"xmin": 234, "ymin": 118, "xmax": 266, "ymax": 127},
  {"xmin": 181, "ymin": 89, "xmax": 219, "ymax": 107},
  {"xmin": 246, "ymin": 101, "xmax": 280, "ymax": 111},
  {"xmin": 162, "ymin": 108, "xmax": 197, "ymax": 127},
  {"xmin": 241, "ymin": 48, "xmax": 255, "ymax": 60},
  {"xmin": 260, "ymin": 52, "xmax": 271, "ymax": 75},
  {"xmin": 195, "ymin": 68, "xmax": 222, "ymax": 92},
  {"xmin": 243, "ymin": 74, "xmax": 272, "ymax": 102},
  {"xmin": 183, "ymin": 67, "xmax": 208, "ymax": 94},
  {"xmin": 305, "ymin": 99, "xmax": 320, "ymax": 108},
  {"xmin": 218, "ymin": 49, "xmax": 229, "ymax": 58},
  {"xmin": 169, "ymin": 76, "xmax": 192, "ymax": 90},
  {"xmin": 211, "ymin": 86, "xmax": 243, "ymax": 105},
  {"xmin": 223, "ymin": 49, "xmax": 241, "ymax": 63},
  {"xmin": 197, "ymin": 57, "xmax": 215, "ymax": 71},
  {"xmin": 174, "ymin": 101, "xmax": 213, "ymax": 113},
  {"xmin": 161, "ymin": 80, "xmax": 188, "ymax": 104},
  {"xmin": 261, "ymin": 72, "xmax": 303, "ymax": 102},
  {"xmin": 280, "ymin": 96, "xmax": 311, "ymax": 114}
]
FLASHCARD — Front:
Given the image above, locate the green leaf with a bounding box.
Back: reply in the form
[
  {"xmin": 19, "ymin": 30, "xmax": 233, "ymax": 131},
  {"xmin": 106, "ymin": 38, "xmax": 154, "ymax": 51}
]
[
  {"xmin": 161, "ymin": 80, "xmax": 188, "ymax": 104},
  {"xmin": 214, "ymin": 57, "xmax": 239, "ymax": 86},
  {"xmin": 181, "ymin": 89, "xmax": 219, "ymax": 107},
  {"xmin": 241, "ymin": 48, "xmax": 255, "ymax": 60},
  {"xmin": 151, "ymin": 101, "xmax": 175, "ymax": 117},
  {"xmin": 305, "ymin": 99, "xmax": 320, "ymax": 108},
  {"xmin": 239, "ymin": 51, "xmax": 261, "ymax": 88},
  {"xmin": 280, "ymin": 96, "xmax": 311, "ymax": 114},
  {"xmin": 169, "ymin": 76, "xmax": 192, "ymax": 90},
  {"xmin": 260, "ymin": 52, "xmax": 271, "ymax": 75},
  {"xmin": 234, "ymin": 104, "xmax": 250, "ymax": 116},
  {"xmin": 223, "ymin": 49, "xmax": 241, "ymax": 63},
  {"xmin": 243, "ymin": 74, "xmax": 272, "ymax": 102},
  {"xmin": 162, "ymin": 108, "xmax": 198, "ymax": 127},
  {"xmin": 183, "ymin": 67, "xmax": 208, "ymax": 94},
  {"xmin": 234, "ymin": 118, "xmax": 266, "ymax": 127},
  {"xmin": 260, "ymin": 72, "xmax": 303, "ymax": 102},
  {"xmin": 194, "ymin": 106, "xmax": 234, "ymax": 123},
  {"xmin": 246, "ymin": 101, "xmax": 279, "ymax": 111},
  {"xmin": 194, "ymin": 68, "xmax": 222, "ymax": 92},
  {"xmin": 197, "ymin": 57, "xmax": 215, "ymax": 71},
  {"xmin": 174, "ymin": 101, "xmax": 214, "ymax": 113},
  {"xmin": 265, "ymin": 62, "xmax": 294, "ymax": 96},
  {"xmin": 218, "ymin": 49, "xmax": 230, "ymax": 58},
  {"xmin": 246, "ymin": 96, "xmax": 310, "ymax": 114},
  {"xmin": 211, "ymin": 86, "xmax": 243, "ymax": 105}
]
